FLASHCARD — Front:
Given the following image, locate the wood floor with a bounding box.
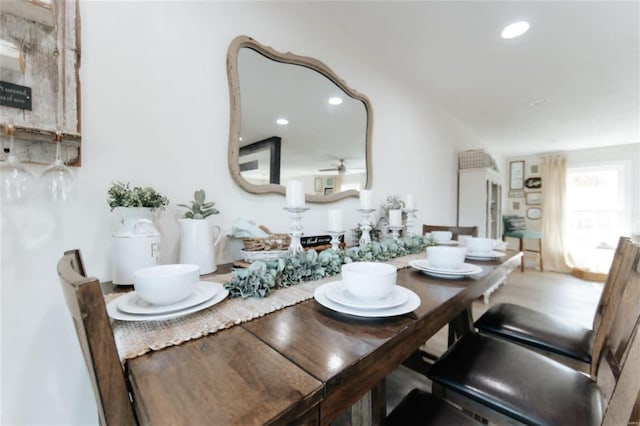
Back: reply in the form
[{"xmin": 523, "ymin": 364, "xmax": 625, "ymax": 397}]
[{"xmin": 385, "ymin": 269, "xmax": 603, "ymax": 418}]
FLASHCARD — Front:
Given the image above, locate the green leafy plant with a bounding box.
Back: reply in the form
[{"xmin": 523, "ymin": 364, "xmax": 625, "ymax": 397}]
[
  {"xmin": 177, "ymin": 189, "xmax": 220, "ymax": 219},
  {"xmin": 224, "ymin": 236, "xmax": 428, "ymax": 299},
  {"xmin": 107, "ymin": 181, "xmax": 169, "ymax": 211}
]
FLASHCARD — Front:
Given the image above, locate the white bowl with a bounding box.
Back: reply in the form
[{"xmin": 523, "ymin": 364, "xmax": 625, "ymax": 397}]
[
  {"xmin": 431, "ymin": 231, "xmax": 453, "ymax": 243},
  {"xmin": 426, "ymin": 246, "xmax": 467, "ymax": 270},
  {"xmin": 465, "ymin": 237, "xmax": 495, "ymax": 253},
  {"xmin": 341, "ymin": 262, "xmax": 397, "ymax": 300},
  {"xmin": 133, "ymin": 264, "xmax": 200, "ymax": 305}
]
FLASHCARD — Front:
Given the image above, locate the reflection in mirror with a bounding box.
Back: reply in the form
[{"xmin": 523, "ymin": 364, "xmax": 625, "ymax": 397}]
[{"xmin": 227, "ymin": 35, "xmax": 372, "ymax": 203}]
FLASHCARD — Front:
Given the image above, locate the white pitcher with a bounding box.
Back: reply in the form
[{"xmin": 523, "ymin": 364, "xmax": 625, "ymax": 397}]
[{"xmin": 178, "ymin": 219, "xmax": 222, "ymax": 274}]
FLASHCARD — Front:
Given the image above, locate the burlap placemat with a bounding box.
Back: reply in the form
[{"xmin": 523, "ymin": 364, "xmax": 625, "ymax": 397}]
[{"xmin": 106, "ymin": 253, "xmax": 424, "ymax": 361}]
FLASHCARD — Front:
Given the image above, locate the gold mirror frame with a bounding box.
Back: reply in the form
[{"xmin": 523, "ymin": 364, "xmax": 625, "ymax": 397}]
[{"xmin": 226, "ymin": 35, "xmax": 373, "ymax": 203}]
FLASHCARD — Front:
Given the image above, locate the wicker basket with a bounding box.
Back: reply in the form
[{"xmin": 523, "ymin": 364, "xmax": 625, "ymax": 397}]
[
  {"xmin": 242, "ymin": 233, "xmax": 291, "ymax": 251},
  {"xmin": 458, "ymin": 149, "xmax": 494, "ymax": 170}
]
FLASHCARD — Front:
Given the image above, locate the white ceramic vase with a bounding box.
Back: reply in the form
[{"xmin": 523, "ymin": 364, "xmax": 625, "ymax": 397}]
[
  {"xmin": 111, "ymin": 207, "xmax": 161, "ymax": 285},
  {"xmin": 178, "ymin": 219, "xmax": 222, "ymax": 274}
]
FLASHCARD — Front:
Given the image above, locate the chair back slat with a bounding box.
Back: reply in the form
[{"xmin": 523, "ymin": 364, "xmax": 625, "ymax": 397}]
[
  {"xmin": 591, "ymin": 237, "xmax": 640, "ymax": 377},
  {"xmin": 595, "ymin": 239, "xmax": 640, "ymax": 425},
  {"xmin": 422, "ymin": 225, "xmax": 478, "ymax": 240},
  {"xmin": 57, "ymin": 250, "xmax": 137, "ymax": 426},
  {"xmin": 593, "ymin": 237, "xmax": 627, "ymax": 331}
]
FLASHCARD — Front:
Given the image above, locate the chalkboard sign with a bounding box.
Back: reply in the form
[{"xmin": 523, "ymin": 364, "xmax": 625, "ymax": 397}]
[
  {"xmin": 0, "ymin": 81, "xmax": 32, "ymax": 110},
  {"xmin": 301, "ymin": 234, "xmax": 344, "ymax": 249}
]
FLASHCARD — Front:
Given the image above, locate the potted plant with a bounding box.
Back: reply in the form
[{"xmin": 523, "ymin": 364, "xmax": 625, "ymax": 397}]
[
  {"xmin": 106, "ymin": 181, "xmax": 169, "ymax": 285},
  {"xmin": 107, "ymin": 181, "xmax": 170, "ymax": 211},
  {"xmin": 177, "ymin": 190, "xmax": 222, "ymax": 274}
]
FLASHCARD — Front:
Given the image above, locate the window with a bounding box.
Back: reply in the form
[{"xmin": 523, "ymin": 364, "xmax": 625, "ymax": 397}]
[{"xmin": 566, "ymin": 163, "xmax": 629, "ymax": 272}]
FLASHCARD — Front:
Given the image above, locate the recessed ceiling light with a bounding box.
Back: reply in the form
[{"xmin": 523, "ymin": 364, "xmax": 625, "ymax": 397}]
[
  {"xmin": 276, "ymin": 118, "xmax": 289, "ymax": 125},
  {"xmin": 239, "ymin": 136, "xmax": 243, "ymax": 141},
  {"xmin": 501, "ymin": 21, "xmax": 530, "ymax": 39},
  {"xmin": 528, "ymin": 99, "xmax": 547, "ymax": 107},
  {"xmin": 328, "ymin": 97, "xmax": 343, "ymax": 105}
]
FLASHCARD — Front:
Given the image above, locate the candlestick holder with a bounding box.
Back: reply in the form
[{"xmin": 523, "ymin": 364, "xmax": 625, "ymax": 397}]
[
  {"xmin": 357, "ymin": 208, "xmax": 375, "ymax": 247},
  {"xmin": 284, "ymin": 207, "xmax": 310, "ymax": 256},
  {"xmin": 388, "ymin": 226, "xmax": 402, "ymax": 241},
  {"xmin": 403, "ymin": 208, "xmax": 418, "ymax": 237},
  {"xmin": 327, "ymin": 230, "xmax": 344, "ymax": 251}
]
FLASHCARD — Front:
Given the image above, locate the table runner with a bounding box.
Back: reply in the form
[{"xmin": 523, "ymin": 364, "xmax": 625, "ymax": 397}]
[{"xmin": 107, "ymin": 253, "xmax": 425, "ymax": 361}]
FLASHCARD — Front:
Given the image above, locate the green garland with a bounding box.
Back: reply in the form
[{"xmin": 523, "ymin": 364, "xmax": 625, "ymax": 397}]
[{"xmin": 225, "ymin": 236, "xmax": 429, "ymax": 299}]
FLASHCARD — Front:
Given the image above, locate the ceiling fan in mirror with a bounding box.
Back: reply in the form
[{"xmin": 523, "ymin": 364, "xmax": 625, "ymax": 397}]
[{"xmin": 318, "ymin": 159, "xmax": 365, "ymax": 175}]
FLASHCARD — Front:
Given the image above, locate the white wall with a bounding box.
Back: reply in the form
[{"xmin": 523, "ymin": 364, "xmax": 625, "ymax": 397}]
[{"xmin": 0, "ymin": 2, "xmax": 482, "ymax": 424}]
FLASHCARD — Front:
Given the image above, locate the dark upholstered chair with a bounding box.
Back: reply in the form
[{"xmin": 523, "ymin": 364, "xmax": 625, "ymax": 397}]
[
  {"xmin": 385, "ymin": 389, "xmax": 480, "ymax": 426},
  {"xmin": 502, "ymin": 215, "xmax": 543, "ymax": 272},
  {"xmin": 57, "ymin": 250, "xmax": 137, "ymax": 426},
  {"xmin": 475, "ymin": 236, "xmax": 632, "ymax": 374},
  {"xmin": 422, "ymin": 225, "xmax": 478, "ymax": 240},
  {"xmin": 425, "ymin": 237, "xmax": 640, "ymax": 425}
]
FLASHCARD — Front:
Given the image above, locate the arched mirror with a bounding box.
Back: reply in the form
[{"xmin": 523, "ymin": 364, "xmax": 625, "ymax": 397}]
[{"xmin": 227, "ymin": 35, "xmax": 373, "ymax": 203}]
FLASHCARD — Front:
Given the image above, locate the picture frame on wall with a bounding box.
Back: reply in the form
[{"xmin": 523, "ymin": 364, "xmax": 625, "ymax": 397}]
[
  {"xmin": 509, "ymin": 161, "xmax": 524, "ymax": 190},
  {"xmin": 314, "ymin": 178, "xmax": 322, "ymax": 193},
  {"xmin": 508, "ymin": 191, "xmax": 525, "ymax": 198},
  {"xmin": 526, "ymin": 192, "xmax": 542, "ymax": 205},
  {"xmin": 324, "ymin": 187, "xmax": 333, "ymax": 195},
  {"xmin": 530, "ymin": 164, "xmax": 540, "ymax": 175},
  {"xmin": 527, "ymin": 207, "xmax": 542, "ymax": 220}
]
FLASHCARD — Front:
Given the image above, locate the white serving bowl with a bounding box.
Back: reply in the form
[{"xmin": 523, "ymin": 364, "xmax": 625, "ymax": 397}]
[
  {"xmin": 465, "ymin": 237, "xmax": 495, "ymax": 253},
  {"xmin": 133, "ymin": 264, "xmax": 200, "ymax": 305},
  {"xmin": 426, "ymin": 246, "xmax": 467, "ymax": 270},
  {"xmin": 431, "ymin": 231, "xmax": 453, "ymax": 243},
  {"xmin": 341, "ymin": 261, "xmax": 397, "ymax": 300}
]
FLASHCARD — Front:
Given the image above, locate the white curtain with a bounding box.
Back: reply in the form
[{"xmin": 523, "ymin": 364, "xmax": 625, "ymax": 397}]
[{"xmin": 541, "ymin": 155, "xmax": 573, "ymax": 272}]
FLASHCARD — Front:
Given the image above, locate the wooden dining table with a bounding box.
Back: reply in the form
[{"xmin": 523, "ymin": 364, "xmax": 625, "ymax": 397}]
[{"xmin": 121, "ymin": 250, "xmax": 522, "ymax": 425}]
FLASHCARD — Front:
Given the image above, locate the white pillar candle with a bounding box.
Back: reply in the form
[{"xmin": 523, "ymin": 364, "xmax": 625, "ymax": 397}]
[
  {"xmin": 327, "ymin": 209, "xmax": 343, "ymax": 232},
  {"xmin": 405, "ymin": 194, "xmax": 414, "ymax": 210},
  {"xmin": 389, "ymin": 209, "xmax": 402, "ymax": 227},
  {"xmin": 286, "ymin": 180, "xmax": 305, "ymax": 208},
  {"xmin": 359, "ymin": 189, "xmax": 373, "ymax": 210}
]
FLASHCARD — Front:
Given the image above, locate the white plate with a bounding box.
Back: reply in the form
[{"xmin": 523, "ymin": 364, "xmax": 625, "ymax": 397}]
[
  {"xmin": 435, "ymin": 240, "xmax": 458, "ymax": 246},
  {"xmin": 325, "ymin": 281, "xmax": 409, "ymax": 310},
  {"xmin": 107, "ymin": 282, "xmax": 228, "ymax": 321},
  {"xmin": 465, "ymin": 250, "xmax": 506, "ymax": 260},
  {"xmin": 240, "ymin": 249, "xmax": 288, "ymax": 263},
  {"xmin": 117, "ymin": 281, "xmax": 218, "ymax": 315},
  {"xmin": 314, "ymin": 281, "xmax": 420, "ymax": 318},
  {"xmin": 409, "ymin": 259, "xmax": 482, "ymax": 275}
]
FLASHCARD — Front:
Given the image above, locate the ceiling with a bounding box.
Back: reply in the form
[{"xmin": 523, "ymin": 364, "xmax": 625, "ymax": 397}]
[{"xmin": 307, "ymin": 1, "xmax": 640, "ymax": 157}]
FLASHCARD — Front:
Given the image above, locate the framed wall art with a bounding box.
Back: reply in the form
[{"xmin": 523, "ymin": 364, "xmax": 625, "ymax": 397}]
[
  {"xmin": 527, "ymin": 207, "xmax": 542, "ymax": 220},
  {"xmin": 509, "ymin": 161, "xmax": 525, "ymax": 190},
  {"xmin": 526, "ymin": 192, "xmax": 542, "ymax": 205},
  {"xmin": 525, "ymin": 177, "xmax": 542, "ymax": 189},
  {"xmin": 508, "ymin": 191, "xmax": 525, "ymax": 198}
]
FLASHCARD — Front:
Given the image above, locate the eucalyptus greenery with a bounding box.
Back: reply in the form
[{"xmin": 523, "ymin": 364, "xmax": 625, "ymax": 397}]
[
  {"xmin": 224, "ymin": 236, "xmax": 428, "ymax": 299},
  {"xmin": 177, "ymin": 189, "xmax": 220, "ymax": 219},
  {"xmin": 107, "ymin": 181, "xmax": 169, "ymax": 211}
]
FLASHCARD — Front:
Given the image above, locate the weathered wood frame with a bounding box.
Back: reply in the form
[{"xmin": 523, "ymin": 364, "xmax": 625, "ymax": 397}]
[
  {"xmin": 226, "ymin": 35, "xmax": 373, "ymax": 203},
  {"xmin": 1, "ymin": 0, "xmax": 82, "ymax": 166}
]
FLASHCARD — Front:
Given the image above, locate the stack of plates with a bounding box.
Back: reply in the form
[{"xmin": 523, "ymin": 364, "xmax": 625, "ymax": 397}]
[
  {"xmin": 314, "ymin": 281, "xmax": 420, "ymax": 318},
  {"xmin": 107, "ymin": 281, "xmax": 228, "ymax": 321},
  {"xmin": 434, "ymin": 240, "xmax": 459, "ymax": 246},
  {"xmin": 409, "ymin": 259, "xmax": 483, "ymax": 279},
  {"xmin": 465, "ymin": 250, "xmax": 506, "ymax": 261}
]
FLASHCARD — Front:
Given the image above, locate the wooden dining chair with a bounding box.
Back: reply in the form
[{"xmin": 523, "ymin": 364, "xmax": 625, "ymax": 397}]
[
  {"xmin": 57, "ymin": 249, "xmax": 137, "ymax": 426},
  {"xmin": 423, "ymin": 237, "xmax": 640, "ymax": 425},
  {"xmin": 422, "ymin": 225, "xmax": 478, "ymax": 240},
  {"xmin": 474, "ymin": 236, "xmax": 633, "ymax": 377}
]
